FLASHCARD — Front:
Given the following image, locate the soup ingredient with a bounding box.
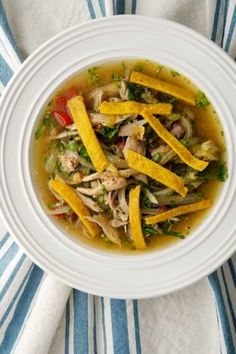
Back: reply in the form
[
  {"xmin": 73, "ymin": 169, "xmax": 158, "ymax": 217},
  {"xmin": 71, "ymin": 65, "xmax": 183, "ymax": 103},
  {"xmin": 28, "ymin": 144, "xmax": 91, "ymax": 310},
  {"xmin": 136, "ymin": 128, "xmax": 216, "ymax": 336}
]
[
  {"xmin": 129, "ymin": 185, "xmax": 146, "ymax": 249},
  {"xmin": 34, "ymin": 60, "xmax": 227, "ymax": 251},
  {"xmin": 141, "ymin": 109, "xmax": 209, "ymax": 171},
  {"xmin": 145, "ymin": 199, "xmax": 211, "ymax": 224},
  {"xmin": 99, "ymin": 101, "xmax": 172, "ymax": 115},
  {"xmin": 125, "ymin": 149, "xmax": 188, "ymax": 197},
  {"xmin": 130, "ymin": 71, "xmax": 196, "ymax": 105},
  {"xmin": 87, "ymin": 214, "xmax": 121, "ymax": 245},
  {"xmin": 35, "ymin": 111, "xmax": 57, "ymax": 139},
  {"xmin": 52, "ymin": 111, "xmax": 73, "ymax": 127},
  {"xmin": 67, "ymin": 96, "xmax": 110, "ymax": 172},
  {"xmin": 49, "ymin": 179, "xmax": 100, "ymax": 237},
  {"xmin": 196, "ymin": 91, "xmax": 210, "ymax": 107}
]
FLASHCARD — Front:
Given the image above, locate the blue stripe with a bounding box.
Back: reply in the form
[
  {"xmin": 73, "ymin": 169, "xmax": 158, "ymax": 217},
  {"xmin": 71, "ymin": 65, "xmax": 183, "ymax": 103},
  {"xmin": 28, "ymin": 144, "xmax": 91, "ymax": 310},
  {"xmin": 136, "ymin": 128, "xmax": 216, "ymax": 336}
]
[
  {"xmin": 209, "ymin": 272, "xmax": 235, "ymax": 354},
  {"xmin": 0, "ymin": 232, "xmax": 10, "ymax": 248},
  {"xmin": 227, "ymin": 259, "xmax": 236, "ymax": 287},
  {"xmin": 101, "ymin": 298, "xmax": 107, "ymax": 354},
  {"xmin": 98, "ymin": 0, "xmax": 106, "ymax": 16},
  {"xmin": 65, "ymin": 300, "xmax": 70, "ymax": 354},
  {"xmin": 0, "ymin": 265, "xmax": 44, "ymax": 353},
  {"xmin": 0, "ymin": 242, "xmax": 19, "ymax": 276},
  {"xmin": 133, "ymin": 300, "xmax": 142, "ymax": 354},
  {"xmin": 221, "ymin": 268, "xmax": 236, "ymax": 332},
  {"xmin": 132, "ymin": 0, "xmax": 137, "ymax": 14},
  {"xmin": 0, "ymin": 3, "xmax": 19, "ymax": 53},
  {"xmin": 0, "ymin": 263, "xmax": 33, "ymax": 326},
  {"xmin": 0, "ymin": 53, "xmax": 14, "ymax": 86},
  {"xmin": 73, "ymin": 290, "xmax": 89, "ymax": 354},
  {"xmin": 93, "ymin": 297, "xmax": 97, "ymax": 354},
  {"xmin": 110, "ymin": 299, "xmax": 130, "ymax": 354},
  {"xmin": 86, "ymin": 0, "xmax": 96, "ymax": 19},
  {"xmin": 211, "ymin": 0, "xmax": 221, "ymax": 41},
  {"xmin": 0, "ymin": 254, "xmax": 26, "ymax": 301},
  {"xmin": 221, "ymin": 0, "xmax": 229, "ymax": 47},
  {"xmin": 225, "ymin": 5, "xmax": 236, "ymax": 52},
  {"xmin": 116, "ymin": 0, "xmax": 125, "ymax": 14}
]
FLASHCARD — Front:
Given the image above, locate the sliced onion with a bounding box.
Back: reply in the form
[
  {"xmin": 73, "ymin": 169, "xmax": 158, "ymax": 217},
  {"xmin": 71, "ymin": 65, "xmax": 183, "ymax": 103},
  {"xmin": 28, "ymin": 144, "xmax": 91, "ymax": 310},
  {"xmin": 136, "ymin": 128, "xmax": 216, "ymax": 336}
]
[
  {"xmin": 181, "ymin": 116, "xmax": 193, "ymax": 138},
  {"xmin": 118, "ymin": 188, "xmax": 129, "ymax": 214},
  {"xmin": 141, "ymin": 208, "xmax": 160, "ymax": 215},
  {"xmin": 144, "ymin": 188, "xmax": 158, "ymax": 204},
  {"xmin": 105, "ymin": 151, "xmax": 128, "ymax": 168},
  {"xmin": 50, "ymin": 131, "xmax": 79, "ymax": 140},
  {"xmin": 44, "ymin": 152, "xmax": 57, "ymax": 174},
  {"xmin": 47, "ymin": 205, "xmax": 71, "ymax": 214}
]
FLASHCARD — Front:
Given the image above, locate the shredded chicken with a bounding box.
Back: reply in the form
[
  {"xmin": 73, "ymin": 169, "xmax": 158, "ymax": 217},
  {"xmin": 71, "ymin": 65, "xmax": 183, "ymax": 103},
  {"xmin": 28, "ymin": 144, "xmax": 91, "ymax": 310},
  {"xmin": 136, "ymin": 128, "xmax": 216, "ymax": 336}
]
[
  {"xmin": 76, "ymin": 175, "xmax": 127, "ymax": 195},
  {"xmin": 77, "ymin": 192, "xmax": 103, "ymax": 212},
  {"xmin": 86, "ymin": 214, "xmax": 121, "ymax": 245},
  {"xmin": 123, "ymin": 137, "xmax": 146, "ymax": 156},
  {"xmin": 59, "ymin": 151, "xmax": 80, "ymax": 173}
]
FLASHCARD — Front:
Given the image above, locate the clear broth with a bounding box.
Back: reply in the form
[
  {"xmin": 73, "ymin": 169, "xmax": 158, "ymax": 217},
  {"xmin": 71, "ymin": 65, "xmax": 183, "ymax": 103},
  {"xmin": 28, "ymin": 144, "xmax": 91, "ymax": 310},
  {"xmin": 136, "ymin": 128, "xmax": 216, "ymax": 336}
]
[{"xmin": 33, "ymin": 59, "xmax": 226, "ymax": 253}]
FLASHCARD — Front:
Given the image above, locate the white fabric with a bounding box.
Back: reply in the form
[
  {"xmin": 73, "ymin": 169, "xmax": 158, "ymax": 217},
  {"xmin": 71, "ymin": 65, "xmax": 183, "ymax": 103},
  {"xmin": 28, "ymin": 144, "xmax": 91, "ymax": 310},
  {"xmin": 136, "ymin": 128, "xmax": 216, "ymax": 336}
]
[
  {"xmin": 13, "ymin": 276, "xmax": 71, "ymax": 354},
  {"xmin": 1, "ymin": 1, "xmax": 233, "ymax": 353}
]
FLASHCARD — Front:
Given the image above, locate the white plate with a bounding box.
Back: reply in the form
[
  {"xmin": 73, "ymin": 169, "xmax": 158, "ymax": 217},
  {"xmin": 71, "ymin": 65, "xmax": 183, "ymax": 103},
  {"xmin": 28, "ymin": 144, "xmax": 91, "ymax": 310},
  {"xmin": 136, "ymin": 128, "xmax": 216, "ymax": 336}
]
[{"xmin": 0, "ymin": 15, "xmax": 236, "ymax": 299}]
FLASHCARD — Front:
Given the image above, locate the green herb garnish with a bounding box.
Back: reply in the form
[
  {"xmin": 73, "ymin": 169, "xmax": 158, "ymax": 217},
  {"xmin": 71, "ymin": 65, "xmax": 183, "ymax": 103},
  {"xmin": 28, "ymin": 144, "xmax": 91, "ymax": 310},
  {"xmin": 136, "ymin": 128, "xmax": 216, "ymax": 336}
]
[
  {"xmin": 111, "ymin": 72, "xmax": 121, "ymax": 81},
  {"xmin": 67, "ymin": 140, "xmax": 80, "ymax": 152},
  {"xmin": 79, "ymin": 147, "xmax": 90, "ymax": 161},
  {"xmin": 143, "ymin": 226, "xmax": 159, "ymax": 236},
  {"xmin": 126, "ymin": 82, "xmax": 145, "ymax": 101},
  {"xmin": 88, "ymin": 67, "xmax": 100, "ymax": 85},
  {"xmin": 170, "ymin": 70, "xmax": 180, "ymax": 77},
  {"xmin": 152, "ymin": 152, "xmax": 162, "ymax": 162},
  {"xmin": 161, "ymin": 222, "xmax": 185, "ymax": 239},
  {"xmin": 35, "ymin": 112, "xmax": 56, "ymax": 139},
  {"xmin": 196, "ymin": 91, "xmax": 209, "ymax": 107},
  {"xmin": 99, "ymin": 126, "xmax": 118, "ymax": 139}
]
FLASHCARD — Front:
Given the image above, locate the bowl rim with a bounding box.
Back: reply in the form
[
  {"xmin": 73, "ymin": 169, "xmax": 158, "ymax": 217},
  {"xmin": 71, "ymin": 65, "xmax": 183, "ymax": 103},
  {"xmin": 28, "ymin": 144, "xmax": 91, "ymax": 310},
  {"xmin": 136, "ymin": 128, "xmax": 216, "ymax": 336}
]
[{"xmin": 0, "ymin": 15, "xmax": 236, "ymax": 298}]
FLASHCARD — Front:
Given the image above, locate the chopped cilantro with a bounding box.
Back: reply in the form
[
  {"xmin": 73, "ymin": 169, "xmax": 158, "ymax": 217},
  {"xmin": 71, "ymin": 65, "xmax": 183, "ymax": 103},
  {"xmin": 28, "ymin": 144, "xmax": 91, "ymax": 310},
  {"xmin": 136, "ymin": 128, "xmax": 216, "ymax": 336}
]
[
  {"xmin": 156, "ymin": 64, "xmax": 164, "ymax": 77},
  {"xmin": 88, "ymin": 67, "xmax": 100, "ymax": 85},
  {"xmin": 196, "ymin": 91, "xmax": 210, "ymax": 107},
  {"xmin": 198, "ymin": 162, "xmax": 228, "ymax": 182},
  {"xmin": 152, "ymin": 152, "xmax": 162, "ymax": 162},
  {"xmin": 126, "ymin": 82, "xmax": 145, "ymax": 101},
  {"xmin": 161, "ymin": 222, "xmax": 185, "ymax": 239},
  {"xmin": 35, "ymin": 111, "xmax": 56, "ymax": 139},
  {"xmin": 99, "ymin": 126, "xmax": 118, "ymax": 139},
  {"xmin": 79, "ymin": 147, "xmax": 90, "ymax": 161},
  {"xmin": 160, "ymin": 94, "xmax": 177, "ymax": 104},
  {"xmin": 170, "ymin": 70, "xmax": 180, "ymax": 77},
  {"xmin": 111, "ymin": 72, "xmax": 121, "ymax": 81},
  {"xmin": 53, "ymin": 141, "xmax": 65, "ymax": 153},
  {"xmin": 67, "ymin": 140, "xmax": 80, "ymax": 152},
  {"xmin": 143, "ymin": 226, "xmax": 159, "ymax": 236}
]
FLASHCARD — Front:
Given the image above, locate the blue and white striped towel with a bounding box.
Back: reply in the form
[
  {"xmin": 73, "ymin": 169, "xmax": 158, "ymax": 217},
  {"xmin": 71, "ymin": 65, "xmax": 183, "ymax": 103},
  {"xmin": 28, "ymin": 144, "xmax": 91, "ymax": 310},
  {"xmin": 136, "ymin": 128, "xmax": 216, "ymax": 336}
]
[{"xmin": 0, "ymin": 1, "xmax": 236, "ymax": 353}]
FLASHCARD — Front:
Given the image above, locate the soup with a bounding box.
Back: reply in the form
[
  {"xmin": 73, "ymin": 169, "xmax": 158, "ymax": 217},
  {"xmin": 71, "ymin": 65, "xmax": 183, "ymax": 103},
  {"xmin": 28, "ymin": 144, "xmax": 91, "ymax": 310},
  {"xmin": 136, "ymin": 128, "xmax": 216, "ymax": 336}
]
[{"xmin": 33, "ymin": 60, "xmax": 227, "ymax": 252}]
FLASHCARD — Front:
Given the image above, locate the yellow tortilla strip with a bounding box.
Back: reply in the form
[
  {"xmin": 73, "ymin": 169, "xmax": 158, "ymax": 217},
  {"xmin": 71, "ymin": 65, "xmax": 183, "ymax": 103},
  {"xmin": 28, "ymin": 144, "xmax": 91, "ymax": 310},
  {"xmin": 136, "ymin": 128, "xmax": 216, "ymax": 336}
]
[
  {"xmin": 99, "ymin": 101, "xmax": 172, "ymax": 115},
  {"xmin": 130, "ymin": 71, "xmax": 196, "ymax": 105},
  {"xmin": 68, "ymin": 96, "xmax": 109, "ymax": 172},
  {"xmin": 129, "ymin": 185, "xmax": 146, "ymax": 249},
  {"xmin": 141, "ymin": 109, "xmax": 209, "ymax": 171},
  {"xmin": 145, "ymin": 200, "xmax": 211, "ymax": 224},
  {"xmin": 49, "ymin": 179, "xmax": 100, "ymax": 238},
  {"xmin": 126, "ymin": 150, "xmax": 188, "ymax": 197}
]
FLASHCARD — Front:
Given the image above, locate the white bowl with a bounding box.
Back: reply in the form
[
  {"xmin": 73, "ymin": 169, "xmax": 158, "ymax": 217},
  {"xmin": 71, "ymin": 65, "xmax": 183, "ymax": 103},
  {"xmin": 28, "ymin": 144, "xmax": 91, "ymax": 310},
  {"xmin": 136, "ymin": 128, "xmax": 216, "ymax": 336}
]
[{"xmin": 0, "ymin": 15, "xmax": 236, "ymax": 299}]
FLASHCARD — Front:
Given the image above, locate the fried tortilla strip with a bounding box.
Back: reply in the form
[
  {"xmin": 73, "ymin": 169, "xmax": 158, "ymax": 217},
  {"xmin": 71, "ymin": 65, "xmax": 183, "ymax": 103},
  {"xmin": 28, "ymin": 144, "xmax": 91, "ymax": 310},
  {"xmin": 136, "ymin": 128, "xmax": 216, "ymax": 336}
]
[
  {"xmin": 129, "ymin": 185, "xmax": 146, "ymax": 249},
  {"xmin": 49, "ymin": 179, "xmax": 100, "ymax": 237},
  {"xmin": 126, "ymin": 150, "xmax": 188, "ymax": 197},
  {"xmin": 145, "ymin": 199, "xmax": 211, "ymax": 224},
  {"xmin": 68, "ymin": 96, "xmax": 109, "ymax": 172},
  {"xmin": 141, "ymin": 109, "xmax": 209, "ymax": 171},
  {"xmin": 99, "ymin": 101, "xmax": 172, "ymax": 115},
  {"xmin": 130, "ymin": 71, "xmax": 196, "ymax": 105}
]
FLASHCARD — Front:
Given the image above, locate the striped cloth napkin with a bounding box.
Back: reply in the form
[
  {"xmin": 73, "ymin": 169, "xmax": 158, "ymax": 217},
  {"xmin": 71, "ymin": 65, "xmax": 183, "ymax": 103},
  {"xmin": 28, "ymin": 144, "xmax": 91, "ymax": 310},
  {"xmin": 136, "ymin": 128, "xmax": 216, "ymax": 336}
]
[{"xmin": 0, "ymin": 1, "xmax": 236, "ymax": 353}]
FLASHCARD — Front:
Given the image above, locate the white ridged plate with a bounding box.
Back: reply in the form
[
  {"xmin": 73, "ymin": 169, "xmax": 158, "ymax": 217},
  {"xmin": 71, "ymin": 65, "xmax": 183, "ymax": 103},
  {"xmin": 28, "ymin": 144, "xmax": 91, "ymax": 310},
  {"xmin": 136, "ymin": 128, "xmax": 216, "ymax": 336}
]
[{"xmin": 0, "ymin": 15, "xmax": 236, "ymax": 298}]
